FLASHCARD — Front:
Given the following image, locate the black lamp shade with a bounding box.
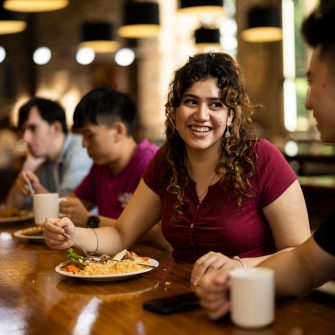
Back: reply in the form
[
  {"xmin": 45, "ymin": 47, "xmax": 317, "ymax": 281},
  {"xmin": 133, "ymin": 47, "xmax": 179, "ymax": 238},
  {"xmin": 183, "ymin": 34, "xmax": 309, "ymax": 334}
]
[
  {"xmin": 123, "ymin": 1, "xmax": 159, "ymax": 26},
  {"xmin": 118, "ymin": 1, "xmax": 160, "ymax": 38},
  {"xmin": 81, "ymin": 22, "xmax": 115, "ymax": 42},
  {"xmin": 242, "ymin": 6, "xmax": 282, "ymax": 43},
  {"xmin": 180, "ymin": 0, "xmax": 223, "ymax": 9},
  {"xmin": 79, "ymin": 22, "xmax": 119, "ymax": 53},
  {"xmin": 195, "ymin": 27, "xmax": 220, "ymax": 45},
  {"xmin": 178, "ymin": 0, "xmax": 224, "ymax": 14},
  {"xmin": 247, "ymin": 6, "xmax": 281, "ymax": 29}
]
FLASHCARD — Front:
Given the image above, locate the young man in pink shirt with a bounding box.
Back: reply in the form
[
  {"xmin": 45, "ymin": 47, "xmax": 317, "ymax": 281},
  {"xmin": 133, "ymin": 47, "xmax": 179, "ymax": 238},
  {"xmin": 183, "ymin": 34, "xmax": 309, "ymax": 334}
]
[{"xmin": 60, "ymin": 86, "xmax": 170, "ymax": 250}]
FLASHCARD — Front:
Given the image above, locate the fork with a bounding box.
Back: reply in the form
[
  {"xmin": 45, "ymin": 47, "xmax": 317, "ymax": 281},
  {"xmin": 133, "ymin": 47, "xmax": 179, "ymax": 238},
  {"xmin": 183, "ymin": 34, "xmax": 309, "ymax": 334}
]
[
  {"xmin": 63, "ymin": 232, "xmax": 92, "ymax": 259},
  {"xmin": 43, "ymin": 218, "xmax": 92, "ymax": 259},
  {"xmin": 25, "ymin": 173, "xmax": 35, "ymax": 196},
  {"xmin": 110, "ymin": 258, "xmax": 166, "ymax": 271},
  {"xmin": 61, "ymin": 232, "xmax": 166, "ymax": 270}
]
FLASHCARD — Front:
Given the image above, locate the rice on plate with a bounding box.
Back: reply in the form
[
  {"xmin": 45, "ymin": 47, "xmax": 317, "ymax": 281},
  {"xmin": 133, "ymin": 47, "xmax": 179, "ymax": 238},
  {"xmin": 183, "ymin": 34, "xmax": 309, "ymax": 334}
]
[
  {"xmin": 60, "ymin": 249, "xmax": 151, "ymax": 275},
  {"xmin": 79, "ymin": 259, "xmax": 148, "ymax": 275}
]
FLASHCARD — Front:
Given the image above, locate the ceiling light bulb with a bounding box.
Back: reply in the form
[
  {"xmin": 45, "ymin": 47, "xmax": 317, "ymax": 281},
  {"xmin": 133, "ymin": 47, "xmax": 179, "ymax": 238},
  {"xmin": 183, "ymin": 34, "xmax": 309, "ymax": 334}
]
[{"xmin": 33, "ymin": 47, "xmax": 51, "ymax": 65}]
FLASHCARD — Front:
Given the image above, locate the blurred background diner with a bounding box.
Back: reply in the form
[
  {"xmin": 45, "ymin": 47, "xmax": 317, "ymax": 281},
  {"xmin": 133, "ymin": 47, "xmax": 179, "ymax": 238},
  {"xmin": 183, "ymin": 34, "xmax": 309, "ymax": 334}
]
[{"xmin": 0, "ymin": 0, "xmax": 333, "ymax": 228}]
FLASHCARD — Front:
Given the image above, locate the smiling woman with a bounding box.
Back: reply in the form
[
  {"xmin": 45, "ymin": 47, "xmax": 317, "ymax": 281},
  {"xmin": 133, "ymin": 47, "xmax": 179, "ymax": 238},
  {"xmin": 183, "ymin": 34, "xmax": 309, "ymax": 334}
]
[
  {"xmin": 174, "ymin": 77, "xmax": 234, "ymax": 203},
  {"xmin": 164, "ymin": 52, "xmax": 258, "ymax": 213},
  {"xmin": 43, "ymin": 52, "xmax": 311, "ymax": 289},
  {"xmin": 175, "ymin": 77, "xmax": 233, "ymax": 153}
]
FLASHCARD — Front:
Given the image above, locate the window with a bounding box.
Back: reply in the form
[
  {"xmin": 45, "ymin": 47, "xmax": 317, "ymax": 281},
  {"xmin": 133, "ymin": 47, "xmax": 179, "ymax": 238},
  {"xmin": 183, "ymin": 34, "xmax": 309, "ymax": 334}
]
[
  {"xmin": 282, "ymin": 0, "xmax": 334, "ymax": 156},
  {"xmin": 283, "ymin": 0, "xmax": 317, "ymax": 134}
]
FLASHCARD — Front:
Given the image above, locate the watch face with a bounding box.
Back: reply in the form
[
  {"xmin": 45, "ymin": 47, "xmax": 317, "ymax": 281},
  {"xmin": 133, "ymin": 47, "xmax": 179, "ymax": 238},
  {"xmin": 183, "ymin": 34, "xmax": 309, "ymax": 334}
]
[{"xmin": 87, "ymin": 215, "xmax": 100, "ymax": 228}]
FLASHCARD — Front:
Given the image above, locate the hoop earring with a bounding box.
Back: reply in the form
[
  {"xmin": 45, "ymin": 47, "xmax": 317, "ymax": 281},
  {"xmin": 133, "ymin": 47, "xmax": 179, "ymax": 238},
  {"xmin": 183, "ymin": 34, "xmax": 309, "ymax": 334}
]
[{"xmin": 225, "ymin": 124, "xmax": 232, "ymax": 138}]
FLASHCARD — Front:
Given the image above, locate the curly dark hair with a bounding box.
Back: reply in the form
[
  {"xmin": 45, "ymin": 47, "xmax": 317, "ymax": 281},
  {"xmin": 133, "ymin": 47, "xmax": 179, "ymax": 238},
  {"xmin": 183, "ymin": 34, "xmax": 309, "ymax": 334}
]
[
  {"xmin": 301, "ymin": 1, "xmax": 335, "ymax": 74},
  {"xmin": 164, "ymin": 52, "xmax": 258, "ymax": 215}
]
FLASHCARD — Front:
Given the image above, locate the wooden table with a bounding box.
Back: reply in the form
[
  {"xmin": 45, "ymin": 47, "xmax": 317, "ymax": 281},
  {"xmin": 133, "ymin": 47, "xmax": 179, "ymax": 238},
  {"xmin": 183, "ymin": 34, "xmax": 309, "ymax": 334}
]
[{"xmin": 1, "ymin": 221, "xmax": 334, "ymax": 335}]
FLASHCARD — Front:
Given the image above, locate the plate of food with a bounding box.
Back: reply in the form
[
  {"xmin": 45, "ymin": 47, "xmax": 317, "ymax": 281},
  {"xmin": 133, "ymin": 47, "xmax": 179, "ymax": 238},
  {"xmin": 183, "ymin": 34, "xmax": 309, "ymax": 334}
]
[
  {"xmin": 55, "ymin": 248, "xmax": 159, "ymax": 281},
  {"xmin": 0, "ymin": 208, "xmax": 33, "ymax": 224},
  {"xmin": 13, "ymin": 226, "xmax": 44, "ymax": 241}
]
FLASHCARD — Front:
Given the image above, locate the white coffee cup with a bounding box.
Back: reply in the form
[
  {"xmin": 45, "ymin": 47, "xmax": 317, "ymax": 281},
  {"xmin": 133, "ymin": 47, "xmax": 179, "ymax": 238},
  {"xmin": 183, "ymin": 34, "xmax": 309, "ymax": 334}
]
[
  {"xmin": 33, "ymin": 193, "xmax": 59, "ymax": 225},
  {"xmin": 230, "ymin": 267, "xmax": 275, "ymax": 329}
]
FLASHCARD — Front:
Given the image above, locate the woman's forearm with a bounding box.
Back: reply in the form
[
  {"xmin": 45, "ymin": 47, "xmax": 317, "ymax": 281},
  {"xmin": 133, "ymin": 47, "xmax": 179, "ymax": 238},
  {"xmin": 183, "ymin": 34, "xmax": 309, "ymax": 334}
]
[
  {"xmin": 240, "ymin": 247, "xmax": 295, "ymax": 268},
  {"xmin": 258, "ymin": 247, "xmax": 314, "ymax": 297},
  {"xmin": 73, "ymin": 226, "xmax": 126, "ymax": 255}
]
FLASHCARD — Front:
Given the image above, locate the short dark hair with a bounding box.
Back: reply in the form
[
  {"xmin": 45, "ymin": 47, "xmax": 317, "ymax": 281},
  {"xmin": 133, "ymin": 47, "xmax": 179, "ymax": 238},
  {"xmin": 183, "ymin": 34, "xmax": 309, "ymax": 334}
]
[
  {"xmin": 301, "ymin": 1, "xmax": 335, "ymax": 73},
  {"xmin": 72, "ymin": 86, "xmax": 137, "ymax": 136},
  {"xmin": 18, "ymin": 97, "xmax": 68, "ymax": 134}
]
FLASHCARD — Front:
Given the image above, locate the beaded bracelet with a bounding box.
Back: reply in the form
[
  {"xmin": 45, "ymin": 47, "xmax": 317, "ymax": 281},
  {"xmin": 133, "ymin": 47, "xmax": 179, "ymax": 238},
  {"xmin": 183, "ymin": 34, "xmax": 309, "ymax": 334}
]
[
  {"xmin": 233, "ymin": 256, "xmax": 246, "ymax": 268},
  {"xmin": 91, "ymin": 228, "xmax": 99, "ymax": 254}
]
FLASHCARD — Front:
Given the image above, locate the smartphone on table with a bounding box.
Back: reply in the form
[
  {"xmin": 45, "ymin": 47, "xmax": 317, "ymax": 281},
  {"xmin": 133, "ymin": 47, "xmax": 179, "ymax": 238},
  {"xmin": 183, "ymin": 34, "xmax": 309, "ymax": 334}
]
[{"xmin": 143, "ymin": 292, "xmax": 200, "ymax": 315}]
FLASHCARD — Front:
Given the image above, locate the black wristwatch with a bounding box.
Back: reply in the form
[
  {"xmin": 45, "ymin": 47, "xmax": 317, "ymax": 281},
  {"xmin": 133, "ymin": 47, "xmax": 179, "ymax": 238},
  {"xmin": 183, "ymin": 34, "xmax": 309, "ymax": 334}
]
[{"xmin": 86, "ymin": 215, "xmax": 100, "ymax": 228}]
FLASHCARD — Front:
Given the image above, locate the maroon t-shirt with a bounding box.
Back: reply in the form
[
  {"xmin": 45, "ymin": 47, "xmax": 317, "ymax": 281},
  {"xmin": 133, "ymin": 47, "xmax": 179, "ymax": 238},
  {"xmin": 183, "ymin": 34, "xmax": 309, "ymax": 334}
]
[
  {"xmin": 143, "ymin": 139, "xmax": 297, "ymax": 262},
  {"xmin": 75, "ymin": 140, "xmax": 158, "ymax": 218}
]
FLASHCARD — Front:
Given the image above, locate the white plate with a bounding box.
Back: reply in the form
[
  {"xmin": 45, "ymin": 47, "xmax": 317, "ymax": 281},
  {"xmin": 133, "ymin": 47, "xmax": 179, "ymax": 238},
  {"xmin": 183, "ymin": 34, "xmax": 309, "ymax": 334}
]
[
  {"xmin": 13, "ymin": 226, "xmax": 44, "ymax": 241},
  {"xmin": 0, "ymin": 212, "xmax": 33, "ymax": 224},
  {"xmin": 55, "ymin": 258, "xmax": 159, "ymax": 281}
]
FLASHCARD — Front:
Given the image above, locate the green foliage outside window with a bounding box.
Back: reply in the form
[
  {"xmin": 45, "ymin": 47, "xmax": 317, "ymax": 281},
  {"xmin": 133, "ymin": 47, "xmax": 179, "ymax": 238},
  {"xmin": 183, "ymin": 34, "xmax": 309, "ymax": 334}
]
[{"xmin": 294, "ymin": 0, "xmax": 312, "ymax": 131}]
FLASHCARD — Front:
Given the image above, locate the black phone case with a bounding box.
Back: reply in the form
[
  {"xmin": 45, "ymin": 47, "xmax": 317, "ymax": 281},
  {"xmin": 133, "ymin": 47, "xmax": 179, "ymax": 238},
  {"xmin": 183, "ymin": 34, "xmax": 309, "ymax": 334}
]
[{"xmin": 143, "ymin": 292, "xmax": 200, "ymax": 314}]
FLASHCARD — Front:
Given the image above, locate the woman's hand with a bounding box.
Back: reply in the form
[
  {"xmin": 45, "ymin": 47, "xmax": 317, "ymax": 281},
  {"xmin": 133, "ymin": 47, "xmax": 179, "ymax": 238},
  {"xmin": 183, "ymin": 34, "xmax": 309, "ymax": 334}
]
[
  {"xmin": 191, "ymin": 251, "xmax": 243, "ymax": 285},
  {"xmin": 59, "ymin": 197, "xmax": 90, "ymax": 226},
  {"xmin": 195, "ymin": 269, "xmax": 231, "ymax": 320},
  {"xmin": 44, "ymin": 217, "xmax": 75, "ymax": 250}
]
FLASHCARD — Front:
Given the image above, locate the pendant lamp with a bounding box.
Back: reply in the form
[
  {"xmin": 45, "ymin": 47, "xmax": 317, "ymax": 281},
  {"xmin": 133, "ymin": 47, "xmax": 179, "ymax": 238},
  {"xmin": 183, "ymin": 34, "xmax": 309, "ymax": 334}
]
[
  {"xmin": 0, "ymin": 7, "xmax": 26, "ymax": 34},
  {"xmin": 241, "ymin": 6, "xmax": 282, "ymax": 43},
  {"xmin": 3, "ymin": 0, "xmax": 69, "ymax": 12},
  {"xmin": 79, "ymin": 22, "xmax": 120, "ymax": 53},
  {"xmin": 195, "ymin": 27, "xmax": 221, "ymax": 49},
  {"xmin": 118, "ymin": 1, "xmax": 160, "ymax": 38},
  {"xmin": 178, "ymin": 0, "xmax": 224, "ymax": 15}
]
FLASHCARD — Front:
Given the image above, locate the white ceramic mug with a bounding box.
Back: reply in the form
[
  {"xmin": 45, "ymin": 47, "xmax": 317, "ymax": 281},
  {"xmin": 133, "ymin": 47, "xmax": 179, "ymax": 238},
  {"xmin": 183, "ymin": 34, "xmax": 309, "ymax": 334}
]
[
  {"xmin": 33, "ymin": 193, "xmax": 59, "ymax": 225},
  {"xmin": 230, "ymin": 267, "xmax": 275, "ymax": 329}
]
